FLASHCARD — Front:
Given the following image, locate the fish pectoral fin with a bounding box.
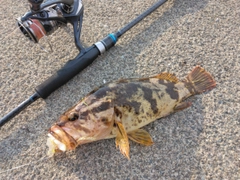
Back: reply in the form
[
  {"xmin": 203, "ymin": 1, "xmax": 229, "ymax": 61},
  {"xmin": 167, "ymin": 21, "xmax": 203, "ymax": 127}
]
[
  {"xmin": 128, "ymin": 129, "xmax": 154, "ymax": 146},
  {"xmin": 174, "ymin": 101, "xmax": 192, "ymax": 111},
  {"xmin": 151, "ymin": 72, "xmax": 179, "ymax": 83},
  {"xmin": 115, "ymin": 121, "xmax": 130, "ymax": 160}
]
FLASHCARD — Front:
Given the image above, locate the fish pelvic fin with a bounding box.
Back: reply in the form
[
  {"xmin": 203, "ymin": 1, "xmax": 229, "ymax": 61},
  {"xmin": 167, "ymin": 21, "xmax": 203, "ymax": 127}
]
[
  {"xmin": 128, "ymin": 129, "xmax": 154, "ymax": 146},
  {"xmin": 151, "ymin": 72, "xmax": 179, "ymax": 83},
  {"xmin": 115, "ymin": 121, "xmax": 130, "ymax": 160},
  {"xmin": 184, "ymin": 66, "xmax": 216, "ymax": 95}
]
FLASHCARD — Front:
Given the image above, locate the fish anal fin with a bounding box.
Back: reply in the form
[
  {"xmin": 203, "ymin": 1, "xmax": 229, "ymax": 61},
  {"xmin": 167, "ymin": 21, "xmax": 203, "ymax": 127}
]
[
  {"xmin": 128, "ymin": 129, "xmax": 154, "ymax": 146},
  {"xmin": 152, "ymin": 72, "xmax": 179, "ymax": 83},
  {"xmin": 115, "ymin": 121, "xmax": 130, "ymax": 160},
  {"xmin": 174, "ymin": 102, "xmax": 192, "ymax": 111}
]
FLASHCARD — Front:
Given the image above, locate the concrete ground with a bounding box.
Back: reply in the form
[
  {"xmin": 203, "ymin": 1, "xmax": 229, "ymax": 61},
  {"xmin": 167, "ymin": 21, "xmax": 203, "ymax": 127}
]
[{"xmin": 0, "ymin": 0, "xmax": 239, "ymax": 179}]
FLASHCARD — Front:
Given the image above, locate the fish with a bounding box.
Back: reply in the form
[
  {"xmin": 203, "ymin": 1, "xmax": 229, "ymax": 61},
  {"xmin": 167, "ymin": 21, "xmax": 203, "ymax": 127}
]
[{"xmin": 47, "ymin": 66, "xmax": 216, "ymax": 159}]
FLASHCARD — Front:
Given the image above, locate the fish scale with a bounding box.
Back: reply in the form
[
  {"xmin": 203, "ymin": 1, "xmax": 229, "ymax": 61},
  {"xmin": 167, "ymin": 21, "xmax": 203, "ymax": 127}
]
[{"xmin": 47, "ymin": 66, "xmax": 216, "ymax": 158}]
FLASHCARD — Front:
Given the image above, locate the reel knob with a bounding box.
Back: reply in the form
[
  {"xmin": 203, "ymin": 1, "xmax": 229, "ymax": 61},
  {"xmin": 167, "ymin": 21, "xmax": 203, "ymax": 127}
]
[{"xmin": 28, "ymin": 0, "xmax": 44, "ymax": 12}]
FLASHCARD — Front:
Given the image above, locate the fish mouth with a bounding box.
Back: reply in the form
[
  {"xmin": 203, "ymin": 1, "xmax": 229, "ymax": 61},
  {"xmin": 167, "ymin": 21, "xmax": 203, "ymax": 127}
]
[{"xmin": 47, "ymin": 124, "xmax": 77, "ymax": 156}]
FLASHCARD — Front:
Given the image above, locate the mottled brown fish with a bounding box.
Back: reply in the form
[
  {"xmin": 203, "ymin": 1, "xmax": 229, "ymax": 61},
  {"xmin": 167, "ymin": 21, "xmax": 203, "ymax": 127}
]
[{"xmin": 47, "ymin": 66, "xmax": 216, "ymax": 159}]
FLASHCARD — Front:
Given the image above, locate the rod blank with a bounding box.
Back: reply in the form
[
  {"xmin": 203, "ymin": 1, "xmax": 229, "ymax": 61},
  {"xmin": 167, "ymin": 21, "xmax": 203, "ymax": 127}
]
[
  {"xmin": 116, "ymin": 0, "xmax": 167, "ymax": 38},
  {"xmin": 0, "ymin": 93, "xmax": 40, "ymax": 127}
]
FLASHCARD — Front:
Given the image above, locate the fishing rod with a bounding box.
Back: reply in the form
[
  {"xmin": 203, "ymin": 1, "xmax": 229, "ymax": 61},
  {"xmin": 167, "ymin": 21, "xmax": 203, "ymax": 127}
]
[{"xmin": 0, "ymin": 0, "xmax": 168, "ymax": 127}]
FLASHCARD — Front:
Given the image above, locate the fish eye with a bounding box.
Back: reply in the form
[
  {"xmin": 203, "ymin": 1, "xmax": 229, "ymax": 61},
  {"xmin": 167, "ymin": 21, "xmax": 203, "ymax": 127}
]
[{"xmin": 68, "ymin": 112, "xmax": 79, "ymax": 121}]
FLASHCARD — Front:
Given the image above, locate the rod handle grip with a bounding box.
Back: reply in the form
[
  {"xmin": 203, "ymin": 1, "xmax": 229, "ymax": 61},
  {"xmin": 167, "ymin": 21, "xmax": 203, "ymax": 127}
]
[{"xmin": 35, "ymin": 45, "xmax": 100, "ymax": 99}]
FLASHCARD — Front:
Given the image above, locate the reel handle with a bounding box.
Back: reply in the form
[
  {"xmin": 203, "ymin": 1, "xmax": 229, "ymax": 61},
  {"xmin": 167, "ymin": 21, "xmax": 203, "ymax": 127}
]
[
  {"xmin": 28, "ymin": 0, "xmax": 44, "ymax": 11},
  {"xmin": 28, "ymin": 0, "xmax": 74, "ymax": 12}
]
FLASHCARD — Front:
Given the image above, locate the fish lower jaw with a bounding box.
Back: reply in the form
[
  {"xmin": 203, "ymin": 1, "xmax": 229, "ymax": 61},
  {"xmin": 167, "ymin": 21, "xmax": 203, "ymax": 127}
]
[{"xmin": 47, "ymin": 133, "xmax": 67, "ymax": 157}]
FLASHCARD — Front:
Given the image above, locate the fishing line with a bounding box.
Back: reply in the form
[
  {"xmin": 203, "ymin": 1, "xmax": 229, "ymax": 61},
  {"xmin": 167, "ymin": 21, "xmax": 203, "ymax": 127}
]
[
  {"xmin": 29, "ymin": 19, "xmax": 54, "ymax": 53},
  {"xmin": 3, "ymin": 27, "xmax": 20, "ymax": 40},
  {"xmin": 17, "ymin": 21, "xmax": 53, "ymax": 54},
  {"xmin": 0, "ymin": 156, "xmax": 50, "ymax": 174}
]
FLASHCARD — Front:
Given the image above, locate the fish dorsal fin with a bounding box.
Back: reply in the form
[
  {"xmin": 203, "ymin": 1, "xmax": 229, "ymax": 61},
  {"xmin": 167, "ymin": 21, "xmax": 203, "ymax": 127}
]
[
  {"xmin": 128, "ymin": 129, "xmax": 154, "ymax": 146},
  {"xmin": 151, "ymin": 72, "xmax": 179, "ymax": 83},
  {"xmin": 85, "ymin": 78, "xmax": 130, "ymax": 96},
  {"xmin": 115, "ymin": 121, "xmax": 130, "ymax": 160}
]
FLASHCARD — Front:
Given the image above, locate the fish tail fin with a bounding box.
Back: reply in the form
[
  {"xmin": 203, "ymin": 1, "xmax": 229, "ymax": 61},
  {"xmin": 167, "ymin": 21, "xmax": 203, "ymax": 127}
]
[{"xmin": 184, "ymin": 66, "xmax": 216, "ymax": 95}]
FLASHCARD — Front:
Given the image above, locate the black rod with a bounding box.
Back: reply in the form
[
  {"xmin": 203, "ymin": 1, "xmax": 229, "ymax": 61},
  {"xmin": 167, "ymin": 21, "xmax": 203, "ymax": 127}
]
[
  {"xmin": 116, "ymin": 0, "xmax": 167, "ymax": 38},
  {"xmin": 0, "ymin": 93, "xmax": 40, "ymax": 127}
]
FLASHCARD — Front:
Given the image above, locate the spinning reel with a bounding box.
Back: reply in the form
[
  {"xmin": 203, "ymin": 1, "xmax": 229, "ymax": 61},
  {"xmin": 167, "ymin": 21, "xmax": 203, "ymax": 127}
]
[{"xmin": 17, "ymin": 0, "xmax": 85, "ymax": 52}]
